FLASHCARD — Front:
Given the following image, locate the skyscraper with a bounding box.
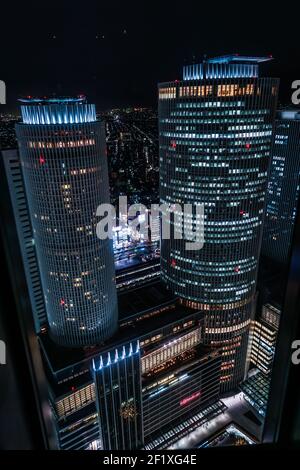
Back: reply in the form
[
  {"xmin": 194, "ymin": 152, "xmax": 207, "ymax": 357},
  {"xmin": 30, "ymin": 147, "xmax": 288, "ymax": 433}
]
[
  {"xmin": 16, "ymin": 97, "xmax": 118, "ymax": 347},
  {"xmin": 1, "ymin": 149, "xmax": 47, "ymax": 333},
  {"xmin": 158, "ymin": 56, "xmax": 278, "ymax": 390},
  {"xmin": 261, "ymin": 110, "xmax": 300, "ymax": 266}
]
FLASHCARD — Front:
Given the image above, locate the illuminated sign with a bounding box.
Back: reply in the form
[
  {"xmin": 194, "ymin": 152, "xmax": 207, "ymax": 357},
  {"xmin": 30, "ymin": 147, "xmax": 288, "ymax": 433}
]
[{"xmin": 180, "ymin": 391, "xmax": 201, "ymax": 406}]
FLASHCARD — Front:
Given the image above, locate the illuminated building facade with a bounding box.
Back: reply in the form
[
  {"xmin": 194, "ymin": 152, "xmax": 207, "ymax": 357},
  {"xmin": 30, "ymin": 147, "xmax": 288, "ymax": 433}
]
[
  {"xmin": 262, "ymin": 110, "xmax": 300, "ymax": 266},
  {"xmin": 15, "ymin": 97, "xmax": 118, "ymax": 347},
  {"xmin": 93, "ymin": 341, "xmax": 143, "ymax": 450},
  {"xmin": 248, "ymin": 303, "xmax": 280, "ymax": 375},
  {"xmin": 142, "ymin": 345, "xmax": 221, "ymax": 443},
  {"xmin": 158, "ymin": 56, "xmax": 279, "ymax": 390}
]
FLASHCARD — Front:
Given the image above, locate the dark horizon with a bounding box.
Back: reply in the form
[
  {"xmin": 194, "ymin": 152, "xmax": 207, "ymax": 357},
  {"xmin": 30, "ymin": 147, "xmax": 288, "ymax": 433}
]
[{"xmin": 1, "ymin": 0, "xmax": 300, "ymax": 112}]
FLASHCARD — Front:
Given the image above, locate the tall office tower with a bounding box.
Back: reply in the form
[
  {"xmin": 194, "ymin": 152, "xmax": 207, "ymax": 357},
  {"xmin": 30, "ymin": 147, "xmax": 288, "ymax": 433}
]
[
  {"xmin": 261, "ymin": 110, "xmax": 300, "ymax": 266},
  {"xmin": 1, "ymin": 149, "xmax": 47, "ymax": 332},
  {"xmin": 158, "ymin": 56, "xmax": 278, "ymax": 390},
  {"xmin": 16, "ymin": 97, "xmax": 118, "ymax": 347},
  {"xmin": 93, "ymin": 340, "xmax": 143, "ymax": 450}
]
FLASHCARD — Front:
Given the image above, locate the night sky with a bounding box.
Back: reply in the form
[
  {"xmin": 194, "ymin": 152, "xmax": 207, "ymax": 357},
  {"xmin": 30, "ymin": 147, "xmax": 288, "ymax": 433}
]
[{"xmin": 1, "ymin": 0, "xmax": 299, "ymax": 112}]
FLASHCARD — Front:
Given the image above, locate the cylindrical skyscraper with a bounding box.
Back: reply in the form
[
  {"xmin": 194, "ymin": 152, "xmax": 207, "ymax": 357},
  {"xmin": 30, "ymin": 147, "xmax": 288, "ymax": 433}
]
[
  {"xmin": 16, "ymin": 97, "xmax": 118, "ymax": 348},
  {"xmin": 158, "ymin": 56, "xmax": 278, "ymax": 390}
]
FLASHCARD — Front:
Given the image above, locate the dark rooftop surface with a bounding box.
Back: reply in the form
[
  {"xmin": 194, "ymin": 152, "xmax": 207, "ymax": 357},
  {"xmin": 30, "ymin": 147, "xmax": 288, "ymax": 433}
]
[
  {"xmin": 118, "ymin": 280, "xmax": 175, "ymax": 319},
  {"xmin": 40, "ymin": 280, "xmax": 201, "ymax": 374}
]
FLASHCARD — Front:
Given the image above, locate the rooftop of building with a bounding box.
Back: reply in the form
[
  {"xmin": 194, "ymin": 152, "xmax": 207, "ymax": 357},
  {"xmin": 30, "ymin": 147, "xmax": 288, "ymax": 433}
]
[
  {"xmin": 239, "ymin": 370, "xmax": 271, "ymax": 417},
  {"xmin": 18, "ymin": 95, "xmax": 87, "ymax": 105},
  {"xmin": 199, "ymin": 422, "xmax": 258, "ymax": 448},
  {"xmin": 17, "ymin": 95, "xmax": 95, "ymax": 125},
  {"xmin": 39, "ymin": 280, "xmax": 202, "ymax": 374},
  {"xmin": 179, "ymin": 54, "xmax": 276, "ymax": 82},
  {"xmin": 206, "ymin": 54, "xmax": 273, "ymax": 64}
]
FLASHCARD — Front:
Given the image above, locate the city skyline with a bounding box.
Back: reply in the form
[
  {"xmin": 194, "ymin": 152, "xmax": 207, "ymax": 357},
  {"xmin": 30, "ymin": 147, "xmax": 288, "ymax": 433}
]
[{"xmin": 1, "ymin": 21, "xmax": 300, "ymax": 450}]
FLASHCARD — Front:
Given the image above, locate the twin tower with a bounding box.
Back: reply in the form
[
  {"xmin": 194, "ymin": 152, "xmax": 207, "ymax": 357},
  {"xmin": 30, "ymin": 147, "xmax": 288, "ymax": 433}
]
[
  {"xmin": 16, "ymin": 97, "xmax": 118, "ymax": 347},
  {"xmin": 16, "ymin": 57, "xmax": 278, "ymax": 365}
]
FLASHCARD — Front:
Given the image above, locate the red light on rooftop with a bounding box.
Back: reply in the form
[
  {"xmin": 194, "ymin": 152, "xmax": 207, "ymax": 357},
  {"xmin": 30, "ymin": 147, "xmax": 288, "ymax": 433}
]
[
  {"xmin": 39, "ymin": 154, "xmax": 46, "ymax": 165},
  {"xmin": 240, "ymin": 210, "xmax": 245, "ymax": 215},
  {"xmin": 60, "ymin": 299, "xmax": 65, "ymax": 306},
  {"xmin": 171, "ymin": 141, "xmax": 176, "ymax": 149},
  {"xmin": 245, "ymin": 143, "xmax": 251, "ymax": 149},
  {"xmin": 171, "ymin": 259, "xmax": 176, "ymax": 267},
  {"xmin": 71, "ymin": 386, "xmax": 76, "ymax": 392},
  {"xmin": 234, "ymin": 266, "xmax": 240, "ymax": 273}
]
